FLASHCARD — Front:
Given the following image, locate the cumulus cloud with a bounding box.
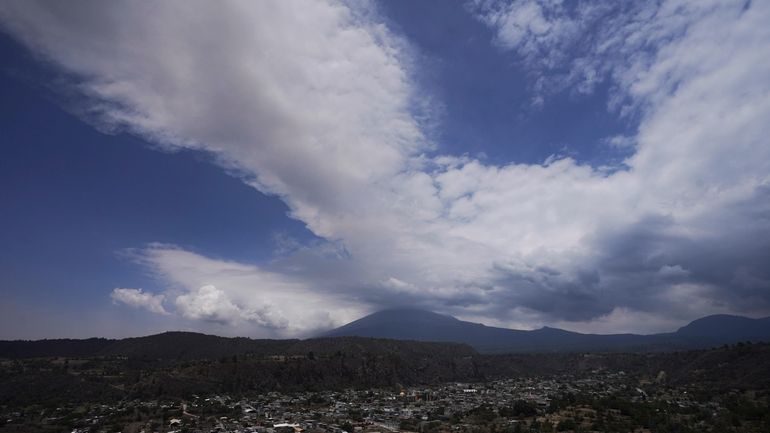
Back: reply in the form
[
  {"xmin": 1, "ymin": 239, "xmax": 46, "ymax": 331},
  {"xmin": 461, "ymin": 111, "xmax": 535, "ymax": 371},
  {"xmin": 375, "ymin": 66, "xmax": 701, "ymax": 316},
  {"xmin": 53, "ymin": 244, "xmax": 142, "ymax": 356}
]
[
  {"xmin": 174, "ymin": 285, "xmax": 290, "ymax": 329},
  {"xmin": 111, "ymin": 288, "xmax": 168, "ymax": 315},
  {"xmin": 2, "ymin": 0, "xmax": 770, "ymax": 334},
  {"xmin": 131, "ymin": 244, "xmax": 366, "ymax": 336}
]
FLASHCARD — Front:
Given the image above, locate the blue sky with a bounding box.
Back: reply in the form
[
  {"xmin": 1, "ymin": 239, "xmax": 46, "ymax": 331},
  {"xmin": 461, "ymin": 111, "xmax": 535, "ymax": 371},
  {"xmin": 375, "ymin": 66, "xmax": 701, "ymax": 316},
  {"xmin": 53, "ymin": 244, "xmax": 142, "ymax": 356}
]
[
  {"xmin": 380, "ymin": 0, "xmax": 633, "ymax": 166},
  {"xmin": 1, "ymin": 0, "xmax": 769, "ymax": 338},
  {"xmin": 1, "ymin": 34, "xmax": 316, "ymax": 336}
]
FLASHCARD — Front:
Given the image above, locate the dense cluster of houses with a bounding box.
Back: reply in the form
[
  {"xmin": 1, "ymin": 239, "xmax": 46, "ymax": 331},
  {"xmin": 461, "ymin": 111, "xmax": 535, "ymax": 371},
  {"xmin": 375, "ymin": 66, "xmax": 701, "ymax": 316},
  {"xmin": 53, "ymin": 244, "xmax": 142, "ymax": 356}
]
[{"xmin": 1, "ymin": 370, "xmax": 741, "ymax": 433}]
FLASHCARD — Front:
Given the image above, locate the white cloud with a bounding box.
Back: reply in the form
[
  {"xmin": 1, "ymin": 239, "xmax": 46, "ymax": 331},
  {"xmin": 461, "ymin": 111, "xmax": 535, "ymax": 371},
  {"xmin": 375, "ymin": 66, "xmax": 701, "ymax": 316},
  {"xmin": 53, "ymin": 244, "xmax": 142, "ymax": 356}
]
[
  {"xmin": 554, "ymin": 307, "xmax": 688, "ymax": 335},
  {"xmin": 2, "ymin": 0, "xmax": 770, "ymax": 334},
  {"xmin": 133, "ymin": 244, "xmax": 366, "ymax": 336},
  {"xmin": 111, "ymin": 288, "xmax": 168, "ymax": 315},
  {"xmin": 470, "ymin": 0, "xmax": 757, "ymax": 110},
  {"xmin": 603, "ymin": 135, "xmax": 636, "ymax": 150},
  {"xmin": 657, "ymin": 265, "xmax": 690, "ymax": 280},
  {"xmin": 174, "ymin": 285, "xmax": 289, "ymax": 329}
]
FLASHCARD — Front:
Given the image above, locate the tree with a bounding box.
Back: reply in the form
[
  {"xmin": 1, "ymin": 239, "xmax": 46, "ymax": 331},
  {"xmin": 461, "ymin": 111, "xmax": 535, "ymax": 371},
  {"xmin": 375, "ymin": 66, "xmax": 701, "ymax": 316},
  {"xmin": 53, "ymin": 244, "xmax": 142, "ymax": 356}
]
[{"xmin": 556, "ymin": 418, "xmax": 576, "ymax": 431}]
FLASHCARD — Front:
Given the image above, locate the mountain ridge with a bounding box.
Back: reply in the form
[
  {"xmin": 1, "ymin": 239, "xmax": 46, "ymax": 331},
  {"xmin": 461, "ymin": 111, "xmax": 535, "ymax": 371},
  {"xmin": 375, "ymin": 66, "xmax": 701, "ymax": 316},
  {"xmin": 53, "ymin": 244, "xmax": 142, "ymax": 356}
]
[
  {"xmin": 322, "ymin": 309, "xmax": 770, "ymax": 353},
  {"xmin": 3, "ymin": 311, "xmax": 770, "ymax": 358},
  {"xmin": 0, "ymin": 330, "xmax": 476, "ymax": 359}
]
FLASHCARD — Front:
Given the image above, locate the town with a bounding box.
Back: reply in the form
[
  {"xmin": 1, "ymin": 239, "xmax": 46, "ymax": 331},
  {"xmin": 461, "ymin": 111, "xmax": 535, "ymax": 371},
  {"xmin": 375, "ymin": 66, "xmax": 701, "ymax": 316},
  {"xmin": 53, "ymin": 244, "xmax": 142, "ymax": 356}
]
[{"xmin": 3, "ymin": 369, "xmax": 767, "ymax": 433}]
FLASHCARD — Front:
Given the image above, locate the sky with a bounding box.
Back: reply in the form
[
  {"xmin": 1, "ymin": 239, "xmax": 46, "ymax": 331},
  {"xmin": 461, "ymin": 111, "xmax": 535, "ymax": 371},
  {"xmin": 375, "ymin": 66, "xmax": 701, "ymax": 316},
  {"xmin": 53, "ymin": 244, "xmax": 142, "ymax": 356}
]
[{"xmin": 1, "ymin": 0, "xmax": 769, "ymax": 339}]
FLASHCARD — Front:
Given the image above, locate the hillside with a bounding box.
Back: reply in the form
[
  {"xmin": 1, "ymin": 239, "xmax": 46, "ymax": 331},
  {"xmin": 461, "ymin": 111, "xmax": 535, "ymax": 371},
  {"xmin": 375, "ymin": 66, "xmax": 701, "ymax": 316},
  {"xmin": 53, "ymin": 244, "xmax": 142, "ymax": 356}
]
[
  {"xmin": 0, "ymin": 331, "xmax": 476, "ymax": 360},
  {"xmin": 2, "ymin": 338, "xmax": 769, "ymax": 407},
  {"xmin": 0, "ymin": 335, "xmax": 479, "ymax": 406}
]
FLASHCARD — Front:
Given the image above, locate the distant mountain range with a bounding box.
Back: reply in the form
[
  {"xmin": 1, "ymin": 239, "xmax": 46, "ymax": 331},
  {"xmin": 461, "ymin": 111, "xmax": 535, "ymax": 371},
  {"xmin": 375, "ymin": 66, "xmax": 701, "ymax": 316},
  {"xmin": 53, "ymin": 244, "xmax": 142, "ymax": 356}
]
[
  {"xmin": 322, "ymin": 308, "xmax": 770, "ymax": 353},
  {"xmin": 0, "ymin": 331, "xmax": 474, "ymax": 360},
  {"xmin": 2, "ymin": 310, "xmax": 769, "ymax": 360}
]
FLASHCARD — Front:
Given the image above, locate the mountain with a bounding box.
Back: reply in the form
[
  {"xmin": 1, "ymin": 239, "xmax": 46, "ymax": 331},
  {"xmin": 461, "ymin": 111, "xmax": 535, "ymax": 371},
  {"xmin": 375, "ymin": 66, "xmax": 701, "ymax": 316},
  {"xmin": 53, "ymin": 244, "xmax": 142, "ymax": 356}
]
[
  {"xmin": 322, "ymin": 308, "xmax": 581, "ymax": 352},
  {"xmin": 322, "ymin": 308, "xmax": 770, "ymax": 353},
  {"xmin": 3, "ymin": 312, "xmax": 769, "ymax": 360},
  {"xmin": 675, "ymin": 314, "xmax": 770, "ymax": 338},
  {"xmin": 0, "ymin": 330, "xmax": 475, "ymax": 359}
]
